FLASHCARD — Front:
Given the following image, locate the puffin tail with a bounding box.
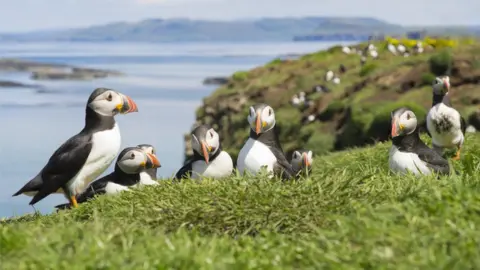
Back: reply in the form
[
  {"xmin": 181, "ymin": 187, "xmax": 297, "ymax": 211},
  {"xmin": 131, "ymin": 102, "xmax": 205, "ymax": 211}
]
[
  {"xmin": 55, "ymin": 203, "xmax": 72, "ymax": 210},
  {"xmin": 12, "ymin": 174, "xmax": 42, "ymax": 197}
]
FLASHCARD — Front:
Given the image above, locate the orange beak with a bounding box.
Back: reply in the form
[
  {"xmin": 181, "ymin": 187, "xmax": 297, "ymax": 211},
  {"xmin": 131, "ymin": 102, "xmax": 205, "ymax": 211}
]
[
  {"xmin": 444, "ymin": 81, "xmax": 450, "ymax": 91},
  {"xmin": 303, "ymin": 153, "xmax": 310, "ymax": 167},
  {"xmin": 146, "ymin": 153, "xmax": 161, "ymax": 168},
  {"xmin": 201, "ymin": 142, "xmax": 210, "ymax": 164},
  {"xmin": 255, "ymin": 113, "xmax": 261, "ymax": 135},
  {"xmin": 391, "ymin": 119, "xmax": 398, "ymax": 137},
  {"xmin": 119, "ymin": 94, "xmax": 138, "ymax": 114}
]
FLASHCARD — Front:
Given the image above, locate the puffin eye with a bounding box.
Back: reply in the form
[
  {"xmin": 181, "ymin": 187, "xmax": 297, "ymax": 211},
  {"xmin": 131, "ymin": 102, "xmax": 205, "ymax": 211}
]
[
  {"xmin": 130, "ymin": 153, "xmax": 135, "ymax": 159},
  {"xmin": 268, "ymin": 109, "xmax": 272, "ymax": 116},
  {"xmin": 406, "ymin": 114, "xmax": 411, "ymax": 120},
  {"xmin": 210, "ymin": 131, "xmax": 214, "ymax": 138},
  {"xmin": 106, "ymin": 93, "xmax": 113, "ymax": 101}
]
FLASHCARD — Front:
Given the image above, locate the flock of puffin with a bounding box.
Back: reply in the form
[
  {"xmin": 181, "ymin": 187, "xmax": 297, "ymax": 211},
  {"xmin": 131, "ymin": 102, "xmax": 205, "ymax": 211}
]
[{"xmin": 11, "ymin": 74, "xmax": 471, "ymax": 211}]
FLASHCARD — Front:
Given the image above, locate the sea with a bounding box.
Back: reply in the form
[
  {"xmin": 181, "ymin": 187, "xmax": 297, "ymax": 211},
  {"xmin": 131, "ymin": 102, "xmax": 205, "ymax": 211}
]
[{"xmin": 0, "ymin": 41, "xmax": 351, "ymax": 218}]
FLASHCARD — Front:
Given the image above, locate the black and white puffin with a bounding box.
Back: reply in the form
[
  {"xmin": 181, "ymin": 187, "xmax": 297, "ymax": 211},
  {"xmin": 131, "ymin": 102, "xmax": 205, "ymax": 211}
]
[
  {"xmin": 236, "ymin": 103, "xmax": 295, "ymax": 179},
  {"xmin": 12, "ymin": 88, "xmax": 138, "ymax": 208},
  {"xmin": 175, "ymin": 124, "xmax": 233, "ymax": 180},
  {"xmin": 137, "ymin": 144, "xmax": 159, "ymax": 185},
  {"xmin": 55, "ymin": 146, "xmax": 161, "ymax": 210},
  {"xmin": 389, "ymin": 107, "xmax": 450, "ymax": 176},
  {"xmin": 426, "ymin": 76, "xmax": 466, "ymax": 160},
  {"xmin": 290, "ymin": 150, "xmax": 313, "ymax": 177}
]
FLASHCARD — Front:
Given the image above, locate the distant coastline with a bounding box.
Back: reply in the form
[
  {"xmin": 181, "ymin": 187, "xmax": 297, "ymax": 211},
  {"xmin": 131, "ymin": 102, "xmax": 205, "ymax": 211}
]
[{"xmin": 1, "ymin": 17, "xmax": 478, "ymax": 43}]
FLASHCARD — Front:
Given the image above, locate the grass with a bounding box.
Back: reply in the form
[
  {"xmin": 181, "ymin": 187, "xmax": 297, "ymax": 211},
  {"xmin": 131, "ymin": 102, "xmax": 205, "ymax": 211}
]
[{"xmin": 2, "ymin": 133, "xmax": 480, "ymax": 269}]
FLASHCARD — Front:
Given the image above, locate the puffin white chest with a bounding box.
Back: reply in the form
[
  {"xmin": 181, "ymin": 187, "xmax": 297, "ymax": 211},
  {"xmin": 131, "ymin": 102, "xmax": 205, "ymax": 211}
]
[
  {"xmin": 427, "ymin": 104, "xmax": 463, "ymax": 147},
  {"xmin": 388, "ymin": 146, "xmax": 431, "ymax": 176},
  {"xmin": 191, "ymin": 151, "xmax": 234, "ymax": 179},
  {"xmin": 237, "ymin": 138, "xmax": 277, "ymax": 177},
  {"xmin": 137, "ymin": 172, "xmax": 159, "ymax": 186},
  {"xmin": 104, "ymin": 181, "xmax": 130, "ymax": 195},
  {"xmin": 68, "ymin": 124, "xmax": 122, "ymax": 194}
]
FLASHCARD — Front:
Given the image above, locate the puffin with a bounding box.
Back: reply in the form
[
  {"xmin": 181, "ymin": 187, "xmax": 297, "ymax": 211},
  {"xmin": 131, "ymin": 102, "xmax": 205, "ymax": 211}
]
[
  {"xmin": 55, "ymin": 146, "xmax": 161, "ymax": 210},
  {"xmin": 236, "ymin": 103, "xmax": 295, "ymax": 179},
  {"xmin": 290, "ymin": 150, "xmax": 313, "ymax": 177},
  {"xmin": 137, "ymin": 144, "xmax": 160, "ymax": 185},
  {"xmin": 426, "ymin": 76, "xmax": 466, "ymax": 160},
  {"xmin": 12, "ymin": 88, "xmax": 138, "ymax": 208},
  {"xmin": 174, "ymin": 124, "xmax": 233, "ymax": 180},
  {"xmin": 389, "ymin": 107, "xmax": 450, "ymax": 176}
]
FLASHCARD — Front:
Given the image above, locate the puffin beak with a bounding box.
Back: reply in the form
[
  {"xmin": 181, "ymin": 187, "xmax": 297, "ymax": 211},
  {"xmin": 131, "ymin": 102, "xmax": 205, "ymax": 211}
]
[
  {"xmin": 255, "ymin": 113, "xmax": 262, "ymax": 135},
  {"xmin": 444, "ymin": 81, "xmax": 450, "ymax": 91},
  {"xmin": 391, "ymin": 119, "xmax": 399, "ymax": 137},
  {"xmin": 201, "ymin": 141, "xmax": 210, "ymax": 164},
  {"xmin": 117, "ymin": 93, "xmax": 138, "ymax": 114},
  {"xmin": 303, "ymin": 153, "xmax": 310, "ymax": 167},
  {"xmin": 145, "ymin": 153, "xmax": 161, "ymax": 168}
]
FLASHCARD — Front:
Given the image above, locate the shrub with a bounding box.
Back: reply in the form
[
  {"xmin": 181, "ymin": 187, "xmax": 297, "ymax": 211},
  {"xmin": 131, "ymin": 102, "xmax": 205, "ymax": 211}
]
[
  {"xmin": 266, "ymin": 58, "xmax": 283, "ymax": 67},
  {"xmin": 429, "ymin": 50, "xmax": 453, "ymax": 76},
  {"xmin": 232, "ymin": 71, "xmax": 249, "ymax": 81},
  {"xmin": 420, "ymin": 72, "xmax": 436, "ymax": 86},
  {"xmin": 359, "ymin": 63, "xmax": 377, "ymax": 77}
]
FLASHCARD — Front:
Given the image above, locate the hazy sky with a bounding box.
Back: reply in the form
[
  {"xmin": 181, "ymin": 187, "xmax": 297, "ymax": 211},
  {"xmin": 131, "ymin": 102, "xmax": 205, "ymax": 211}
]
[{"xmin": 0, "ymin": 0, "xmax": 478, "ymax": 32}]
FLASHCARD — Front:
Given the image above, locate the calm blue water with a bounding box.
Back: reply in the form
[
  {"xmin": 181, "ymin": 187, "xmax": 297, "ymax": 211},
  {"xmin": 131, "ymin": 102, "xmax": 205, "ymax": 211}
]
[{"xmin": 0, "ymin": 41, "xmax": 350, "ymax": 218}]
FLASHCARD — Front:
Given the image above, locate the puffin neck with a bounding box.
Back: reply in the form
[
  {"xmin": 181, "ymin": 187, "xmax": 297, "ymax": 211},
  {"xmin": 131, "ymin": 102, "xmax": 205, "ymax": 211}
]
[
  {"xmin": 112, "ymin": 164, "xmax": 141, "ymax": 186},
  {"xmin": 83, "ymin": 106, "xmax": 116, "ymax": 132},
  {"xmin": 392, "ymin": 129, "xmax": 421, "ymax": 151},
  {"xmin": 432, "ymin": 93, "xmax": 451, "ymax": 107},
  {"xmin": 193, "ymin": 143, "xmax": 223, "ymax": 162}
]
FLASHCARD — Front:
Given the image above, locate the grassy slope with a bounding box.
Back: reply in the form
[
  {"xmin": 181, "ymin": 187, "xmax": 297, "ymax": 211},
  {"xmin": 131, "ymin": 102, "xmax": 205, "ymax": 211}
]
[
  {"xmin": 2, "ymin": 134, "xmax": 479, "ymax": 269},
  {"xmin": 195, "ymin": 40, "xmax": 480, "ymax": 163}
]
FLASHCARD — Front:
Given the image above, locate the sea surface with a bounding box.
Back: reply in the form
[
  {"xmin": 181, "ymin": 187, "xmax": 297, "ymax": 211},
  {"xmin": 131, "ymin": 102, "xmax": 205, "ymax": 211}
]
[{"xmin": 0, "ymin": 41, "xmax": 351, "ymax": 218}]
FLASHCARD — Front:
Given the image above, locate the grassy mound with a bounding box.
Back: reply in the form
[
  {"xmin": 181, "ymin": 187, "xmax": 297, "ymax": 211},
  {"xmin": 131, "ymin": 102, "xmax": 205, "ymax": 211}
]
[
  {"xmin": 2, "ymin": 134, "xmax": 479, "ymax": 269},
  {"xmin": 190, "ymin": 39, "xmax": 480, "ymax": 163}
]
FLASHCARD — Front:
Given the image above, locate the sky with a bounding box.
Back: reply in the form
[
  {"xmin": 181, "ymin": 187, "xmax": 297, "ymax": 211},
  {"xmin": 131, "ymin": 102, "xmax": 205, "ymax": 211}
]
[{"xmin": 0, "ymin": 0, "xmax": 478, "ymax": 33}]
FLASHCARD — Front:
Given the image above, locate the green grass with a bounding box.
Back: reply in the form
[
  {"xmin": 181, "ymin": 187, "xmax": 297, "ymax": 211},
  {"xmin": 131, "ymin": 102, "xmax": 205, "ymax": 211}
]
[{"xmin": 2, "ymin": 134, "xmax": 480, "ymax": 269}]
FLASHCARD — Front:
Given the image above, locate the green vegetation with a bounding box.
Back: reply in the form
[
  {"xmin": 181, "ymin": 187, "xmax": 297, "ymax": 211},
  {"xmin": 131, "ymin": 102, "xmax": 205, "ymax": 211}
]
[
  {"xmin": 195, "ymin": 39, "xmax": 480, "ymax": 161},
  {"xmin": 2, "ymin": 134, "xmax": 479, "ymax": 269}
]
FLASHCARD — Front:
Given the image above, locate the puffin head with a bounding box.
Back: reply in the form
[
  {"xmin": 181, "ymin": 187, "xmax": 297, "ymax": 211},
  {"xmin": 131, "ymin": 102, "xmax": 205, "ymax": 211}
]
[
  {"xmin": 390, "ymin": 107, "xmax": 417, "ymax": 138},
  {"xmin": 137, "ymin": 144, "xmax": 156, "ymax": 156},
  {"xmin": 432, "ymin": 76, "xmax": 450, "ymax": 95},
  {"xmin": 247, "ymin": 103, "xmax": 276, "ymax": 135},
  {"xmin": 87, "ymin": 88, "xmax": 138, "ymax": 117},
  {"xmin": 291, "ymin": 150, "xmax": 313, "ymax": 172},
  {"xmin": 117, "ymin": 147, "xmax": 161, "ymax": 174},
  {"xmin": 191, "ymin": 124, "xmax": 220, "ymax": 164}
]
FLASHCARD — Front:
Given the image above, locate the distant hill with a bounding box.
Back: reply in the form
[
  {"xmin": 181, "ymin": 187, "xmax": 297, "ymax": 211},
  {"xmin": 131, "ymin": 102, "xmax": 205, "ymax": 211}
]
[{"xmin": 0, "ymin": 17, "xmax": 406, "ymax": 42}]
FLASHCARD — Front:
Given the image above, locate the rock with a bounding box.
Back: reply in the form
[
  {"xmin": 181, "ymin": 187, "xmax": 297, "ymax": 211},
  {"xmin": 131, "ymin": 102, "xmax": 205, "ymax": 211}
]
[
  {"xmin": 0, "ymin": 58, "xmax": 122, "ymax": 81},
  {"xmin": 203, "ymin": 76, "xmax": 229, "ymax": 86},
  {"xmin": 0, "ymin": 80, "xmax": 41, "ymax": 88}
]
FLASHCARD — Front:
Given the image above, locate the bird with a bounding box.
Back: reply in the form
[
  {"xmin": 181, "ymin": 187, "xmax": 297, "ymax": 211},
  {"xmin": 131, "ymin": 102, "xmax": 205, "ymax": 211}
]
[
  {"xmin": 291, "ymin": 94, "xmax": 301, "ymax": 107},
  {"xmin": 54, "ymin": 146, "xmax": 161, "ymax": 210},
  {"xmin": 397, "ymin": 44, "xmax": 406, "ymax": 54},
  {"xmin": 387, "ymin": 43, "xmax": 397, "ymax": 55},
  {"xmin": 12, "ymin": 88, "xmax": 138, "ymax": 208},
  {"xmin": 342, "ymin": 46, "xmax": 351, "ymax": 54},
  {"xmin": 136, "ymin": 144, "xmax": 160, "ymax": 185},
  {"xmin": 290, "ymin": 150, "xmax": 313, "ymax": 177},
  {"xmin": 339, "ymin": 64, "xmax": 347, "ymax": 74},
  {"xmin": 389, "ymin": 107, "xmax": 450, "ymax": 176},
  {"xmin": 236, "ymin": 103, "xmax": 295, "ymax": 180},
  {"xmin": 175, "ymin": 124, "xmax": 233, "ymax": 180},
  {"xmin": 325, "ymin": 70, "xmax": 334, "ymax": 81},
  {"xmin": 369, "ymin": 50, "xmax": 378, "ymax": 59},
  {"xmin": 426, "ymin": 76, "xmax": 466, "ymax": 160},
  {"xmin": 332, "ymin": 77, "xmax": 341, "ymax": 84}
]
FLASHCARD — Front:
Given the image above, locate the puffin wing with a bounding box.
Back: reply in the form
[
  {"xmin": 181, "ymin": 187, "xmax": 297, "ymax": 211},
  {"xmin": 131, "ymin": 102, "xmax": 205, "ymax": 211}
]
[
  {"xmin": 29, "ymin": 134, "xmax": 93, "ymax": 205},
  {"xmin": 416, "ymin": 144, "xmax": 450, "ymax": 175},
  {"xmin": 269, "ymin": 147, "xmax": 296, "ymax": 180},
  {"xmin": 460, "ymin": 115, "xmax": 466, "ymax": 135},
  {"xmin": 174, "ymin": 161, "xmax": 193, "ymax": 180}
]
